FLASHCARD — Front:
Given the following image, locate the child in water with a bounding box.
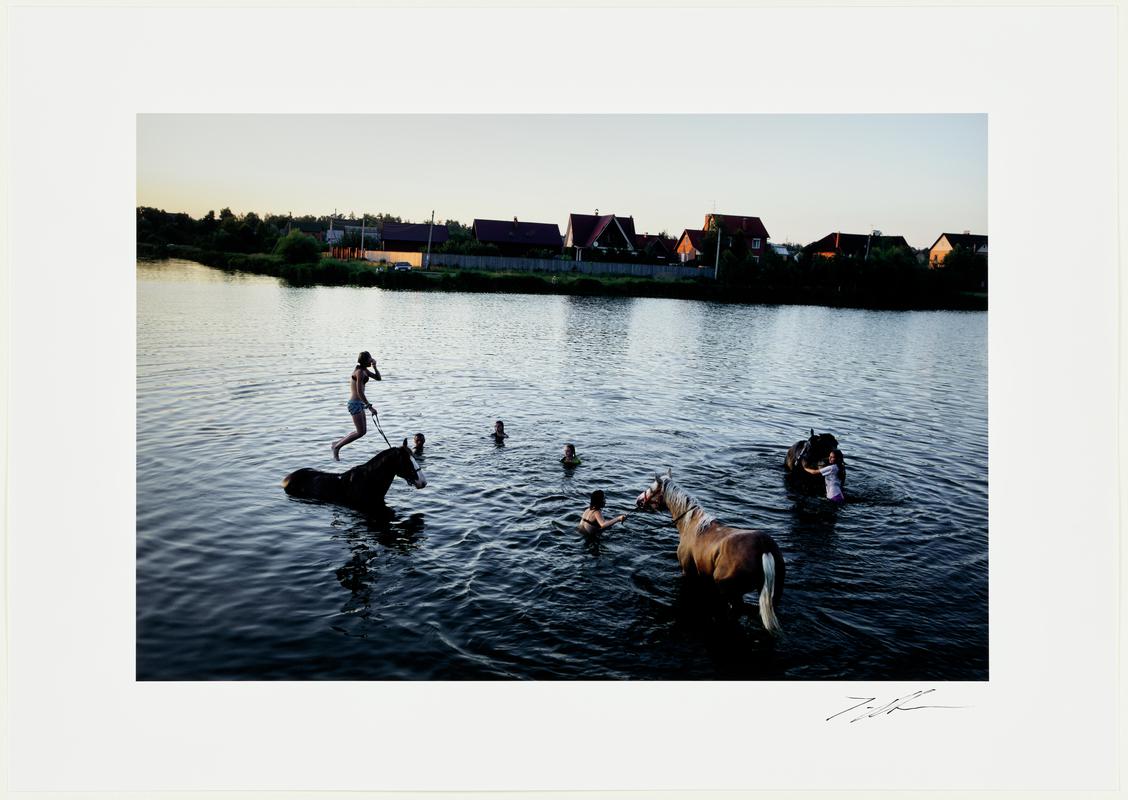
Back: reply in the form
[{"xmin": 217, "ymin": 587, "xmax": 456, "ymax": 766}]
[
  {"xmin": 804, "ymin": 448, "xmax": 846, "ymax": 503},
  {"xmin": 560, "ymin": 443, "xmax": 582, "ymax": 466},
  {"xmin": 492, "ymin": 420, "xmax": 508, "ymax": 441},
  {"xmin": 412, "ymin": 432, "xmax": 425, "ymax": 456}
]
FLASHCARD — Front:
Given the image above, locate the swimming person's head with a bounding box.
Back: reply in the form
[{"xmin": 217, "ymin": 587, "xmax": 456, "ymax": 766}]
[
  {"xmin": 589, "ymin": 490, "xmax": 605, "ymax": 510},
  {"xmin": 494, "ymin": 420, "xmax": 505, "ymax": 434},
  {"xmin": 413, "ymin": 432, "xmax": 425, "ymax": 449},
  {"xmin": 358, "ymin": 351, "xmax": 374, "ymax": 368},
  {"xmin": 563, "ymin": 443, "xmax": 576, "ymax": 459}
]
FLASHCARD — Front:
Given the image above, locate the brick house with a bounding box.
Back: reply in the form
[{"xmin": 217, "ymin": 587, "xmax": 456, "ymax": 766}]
[{"xmin": 928, "ymin": 232, "xmax": 988, "ymax": 267}]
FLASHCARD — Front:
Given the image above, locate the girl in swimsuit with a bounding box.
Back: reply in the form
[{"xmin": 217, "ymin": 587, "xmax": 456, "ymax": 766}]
[
  {"xmin": 331, "ymin": 350, "xmax": 381, "ymax": 461},
  {"xmin": 578, "ymin": 490, "xmax": 626, "ymax": 535}
]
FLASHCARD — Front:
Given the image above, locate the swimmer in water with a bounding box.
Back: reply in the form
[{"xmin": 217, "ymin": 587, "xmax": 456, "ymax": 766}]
[
  {"xmin": 578, "ymin": 490, "xmax": 626, "ymax": 535},
  {"xmin": 492, "ymin": 420, "xmax": 508, "ymax": 442},
  {"xmin": 560, "ymin": 442, "xmax": 582, "ymax": 466}
]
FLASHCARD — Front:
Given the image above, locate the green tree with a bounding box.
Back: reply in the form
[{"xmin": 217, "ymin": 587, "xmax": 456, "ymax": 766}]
[{"xmin": 273, "ymin": 230, "xmax": 321, "ymax": 264}]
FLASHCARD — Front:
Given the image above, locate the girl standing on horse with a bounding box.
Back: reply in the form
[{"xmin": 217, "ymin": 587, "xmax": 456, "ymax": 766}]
[
  {"xmin": 331, "ymin": 351, "xmax": 381, "ymax": 462},
  {"xmin": 803, "ymin": 448, "xmax": 846, "ymax": 503},
  {"xmin": 579, "ymin": 490, "xmax": 627, "ymax": 535}
]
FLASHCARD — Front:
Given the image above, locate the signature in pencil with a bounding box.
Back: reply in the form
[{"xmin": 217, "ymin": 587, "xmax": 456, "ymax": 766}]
[{"xmin": 826, "ymin": 689, "xmax": 967, "ymax": 723}]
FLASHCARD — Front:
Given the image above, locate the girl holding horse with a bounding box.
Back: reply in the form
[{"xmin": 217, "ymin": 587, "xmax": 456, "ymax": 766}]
[
  {"xmin": 331, "ymin": 351, "xmax": 381, "ymax": 462},
  {"xmin": 579, "ymin": 490, "xmax": 626, "ymax": 535},
  {"xmin": 803, "ymin": 448, "xmax": 846, "ymax": 503}
]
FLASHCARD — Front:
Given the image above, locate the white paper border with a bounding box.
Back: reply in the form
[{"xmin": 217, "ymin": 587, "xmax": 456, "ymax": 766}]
[{"xmin": 4, "ymin": 3, "xmax": 1121, "ymax": 796}]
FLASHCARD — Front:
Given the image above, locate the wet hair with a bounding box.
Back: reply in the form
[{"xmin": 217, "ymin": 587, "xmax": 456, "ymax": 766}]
[
  {"xmin": 358, "ymin": 351, "xmax": 373, "ymax": 367},
  {"xmin": 589, "ymin": 490, "xmax": 605, "ymax": 509},
  {"xmin": 564, "ymin": 443, "xmax": 576, "ymax": 454},
  {"xmin": 494, "ymin": 420, "xmax": 505, "ymax": 429},
  {"xmin": 414, "ymin": 432, "xmax": 425, "ymax": 444}
]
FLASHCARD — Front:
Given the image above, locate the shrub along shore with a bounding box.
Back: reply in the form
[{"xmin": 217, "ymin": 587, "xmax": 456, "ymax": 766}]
[{"xmin": 139, "ymin": 242, "xmax": 987, "ymax": 312}]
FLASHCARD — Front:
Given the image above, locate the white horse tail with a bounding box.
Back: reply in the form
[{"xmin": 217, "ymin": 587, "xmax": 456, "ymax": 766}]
[{"xmin": 759, "ymin": 553, "xmax": 783, "ymax": 635}]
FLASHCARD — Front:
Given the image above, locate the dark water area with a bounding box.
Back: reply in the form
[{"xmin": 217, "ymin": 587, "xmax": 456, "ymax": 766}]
[{"xmin": 137, "ymin": 259, "xmax": 987, "ymax": 680}]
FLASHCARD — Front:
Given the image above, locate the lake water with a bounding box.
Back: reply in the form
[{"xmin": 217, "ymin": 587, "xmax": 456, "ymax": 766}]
[{"xmin": 137, "ymin": 259, "xmax": 988, "ymax": 680}]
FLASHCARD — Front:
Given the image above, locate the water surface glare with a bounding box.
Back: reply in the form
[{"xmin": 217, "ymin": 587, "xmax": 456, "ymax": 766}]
[{"xmin": 137, "ymin": 259, "xmax": 987, "ymax": 680}]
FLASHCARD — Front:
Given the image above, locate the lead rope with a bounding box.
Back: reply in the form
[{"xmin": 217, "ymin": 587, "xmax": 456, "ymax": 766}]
[{"xmin": 369, "ymin": 406, "xmax": 393, "ymax": 449}]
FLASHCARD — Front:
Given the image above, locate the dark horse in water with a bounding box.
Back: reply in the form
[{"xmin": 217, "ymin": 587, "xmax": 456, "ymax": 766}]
[
  {"xmin": 281, "ymin": 439, "xmax": 427, "ymax": 513},
  {"xmin": 784, "ymin": 429, "xmax": 843, "ymax": 494},
  {"xmin": 638, "ymin": 470, "xmax": 785, "ymax": 634}
]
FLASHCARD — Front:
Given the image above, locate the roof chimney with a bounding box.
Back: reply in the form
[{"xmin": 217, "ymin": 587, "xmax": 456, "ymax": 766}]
[
  {"xmin": 513, "ymin": 216, "xmax": 519, "ymax": 226},
  {"xmin": 963, "ymin": 229, "xmax": 971, "ymax": 235}
]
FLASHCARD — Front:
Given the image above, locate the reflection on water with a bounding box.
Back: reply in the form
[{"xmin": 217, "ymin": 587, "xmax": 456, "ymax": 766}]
[{"xmin": 138, "ymin": 259, "xmax": 987, "ymax": 680}]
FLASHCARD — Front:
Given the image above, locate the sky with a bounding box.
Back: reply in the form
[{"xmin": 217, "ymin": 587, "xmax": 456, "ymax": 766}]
[{"xmin": 137, "ymin": 114, "xmax": 986, "ymax": 250}]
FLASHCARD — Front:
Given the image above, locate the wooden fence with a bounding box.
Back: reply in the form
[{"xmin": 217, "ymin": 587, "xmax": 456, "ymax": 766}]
[{"xmin": 362, "ymin": 250, "xmax": 707, "ymax": 280}]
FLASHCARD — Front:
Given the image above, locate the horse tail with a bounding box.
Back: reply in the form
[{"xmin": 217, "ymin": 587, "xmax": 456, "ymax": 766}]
[{"xmin": 759, "ymin": 553, "xmax": 783, "ymax": 635}]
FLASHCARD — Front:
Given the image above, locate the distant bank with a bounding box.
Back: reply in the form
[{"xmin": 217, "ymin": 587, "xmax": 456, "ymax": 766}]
[{"xmin": 138, "ymin": 243, "xmax": 987, "ymax": 312}]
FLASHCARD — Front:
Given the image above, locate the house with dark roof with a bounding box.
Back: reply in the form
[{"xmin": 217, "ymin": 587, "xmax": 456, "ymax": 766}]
[
  {"xmin": 928, "ymin": 232, "xmax": 988, "ymax": 267},
  {"xmin": 803, "ymin": 231, "xmax": 912, "ymax": 260},
  {"xmin": 287, "ymin": 220, "xmax": 326, "ymax": 240},
  {"xmin": 563, "ymin": 213, "xmax": 637, "ymax": 261},
  {"xmin": 325, "ymin": 218, "xmax": 379, "ymax": 245},
  {"xmin": 380, "ymin": 222, "xmax": 449, "ymax": 253},
  {"xmin": 634, "ymin": 233, "xmax": 676, "ymax": 261},
  {"xmin": 703, "ymin": 213, "xmax": 771, "ymax": 261},
  {"xmin": 472, "ymin": 217, "xmax": 563, "ymax": 257}
]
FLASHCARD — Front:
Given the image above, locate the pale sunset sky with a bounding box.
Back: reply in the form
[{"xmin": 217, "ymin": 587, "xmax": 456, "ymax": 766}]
[{"xmin": 137, "ymin": 114, "xmax": 986, "ymax": 249}]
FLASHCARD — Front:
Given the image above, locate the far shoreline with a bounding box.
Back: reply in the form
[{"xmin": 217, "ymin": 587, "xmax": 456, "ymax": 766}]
[{"xmin": 139, "ymin": 244, "xmax": 988, "ymax": 313}]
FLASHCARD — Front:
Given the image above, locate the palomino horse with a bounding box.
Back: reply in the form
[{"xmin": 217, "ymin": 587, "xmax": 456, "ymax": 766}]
[
  {"xmin": 282, "ymin": 439, "xmax": 426, "ymax": 512},
  {"xmin": 784, "ymin": 429, "xmax": 843, "ymax": 494},
  {"xmin": 639, "ymin": 470, "xmax": 785, "ymax": 634}
]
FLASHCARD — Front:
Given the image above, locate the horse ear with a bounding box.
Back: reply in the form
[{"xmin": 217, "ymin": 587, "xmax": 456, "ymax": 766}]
[
  {"xmin": 665, "ymin": 468, "xmax": 672, "ymax": 478},
  {"xmin": 810, "ymin": 428, "xmax": 815, "ymax": 438},
  {"xmin": 401, "ymin": 438, "xmax": 408, "ymax": 449}
]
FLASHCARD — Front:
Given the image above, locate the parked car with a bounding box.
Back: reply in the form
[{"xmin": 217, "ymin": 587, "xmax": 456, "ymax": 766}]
[{"xmin": 394, "ymin": 262, "xmax": 412, "ymax": 272}]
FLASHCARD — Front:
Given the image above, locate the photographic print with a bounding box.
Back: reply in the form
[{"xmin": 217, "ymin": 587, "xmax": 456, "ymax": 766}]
[{"xmin": 136, "ymin": 113, "xmax": 988, "ymax": 681}]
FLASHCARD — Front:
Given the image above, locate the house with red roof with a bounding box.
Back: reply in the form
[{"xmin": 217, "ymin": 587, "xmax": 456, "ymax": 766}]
[
  {"xmin": 674, "ymin": 229, "xmax": 709, "ymax": 263},
  {"xmin": 927, "ymin": 232, "xmax": 988, "ymax": 267},
  {"xmin": 704, "ymin": 213, "xmax": 770, "ymax": 260},
  {"xmin": 803, "ymin": 231, "xmax": 912, "ymax": 260},
  {"xmin": 675, "ymin": 213, "xmax": 771, "ymax": 265},
  {"xmin": 473, "ymin": 217, "xmax": 563, "ymax": 257},
  {"xmin": 563, "ymin": 213, "xmax": 637, "ymax": 261}
]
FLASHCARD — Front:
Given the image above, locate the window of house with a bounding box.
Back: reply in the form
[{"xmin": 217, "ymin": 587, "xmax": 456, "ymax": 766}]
[{"xmin": 752, "ymin": 238, "xmax": 761, "ymax": 249}]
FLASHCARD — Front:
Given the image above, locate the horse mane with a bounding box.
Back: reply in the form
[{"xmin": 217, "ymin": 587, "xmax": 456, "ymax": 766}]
[
  {"xmin": 660, "ymin": 477, "xmax": 716, "ymax": 535},
  {"xmin": 349, "ymin": 445, "xmax": 401, "ymax": 478}
]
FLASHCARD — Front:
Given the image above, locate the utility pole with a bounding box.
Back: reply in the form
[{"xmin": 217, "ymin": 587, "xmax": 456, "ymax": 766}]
[
  {"xmin": 713, "ymin": 216, "xmax": 722, "ymax": 281},
  {"xmin": 424, "ymin": 209, "xmax": 435, "ymax": 269},
  {"xmin": 360, "ymin": 215, "xmax": 366, "ymax": 253}
]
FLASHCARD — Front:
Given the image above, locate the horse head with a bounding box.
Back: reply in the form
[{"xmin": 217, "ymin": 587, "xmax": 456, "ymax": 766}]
[
  {"xmin": 395, "ymin": 439, "xmax": 427, "ymax": 489},
  {"xmin": 803, "ymin": 432, "xmax": 839, "ymax": 466},
  {"xmin": 638, "ymin": 469, "xmax": 672, "ymax": 510}
]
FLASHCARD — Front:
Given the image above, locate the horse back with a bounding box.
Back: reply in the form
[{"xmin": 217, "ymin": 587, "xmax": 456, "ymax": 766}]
[
  {"xmin": 713, "ymin": 528, "xmax": 785, "ymax": 601},
  {"xmin": 281, "ymin": 467, "xmax": 343, "ymax": 501}
]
